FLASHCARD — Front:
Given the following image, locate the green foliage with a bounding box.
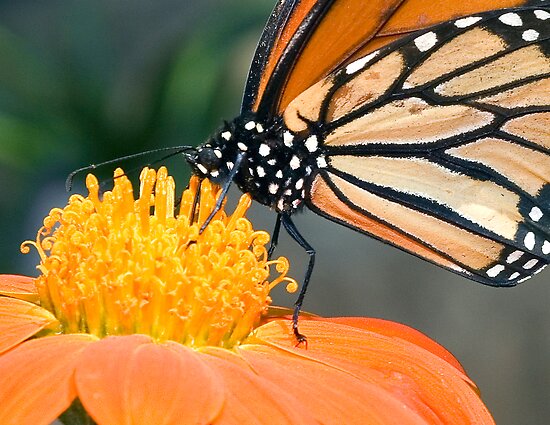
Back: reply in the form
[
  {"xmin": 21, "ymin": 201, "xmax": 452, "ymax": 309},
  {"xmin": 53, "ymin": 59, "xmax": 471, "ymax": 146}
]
[{"xmin": 0, "ymin": 0, "xmax": 272, "ymax": 274}]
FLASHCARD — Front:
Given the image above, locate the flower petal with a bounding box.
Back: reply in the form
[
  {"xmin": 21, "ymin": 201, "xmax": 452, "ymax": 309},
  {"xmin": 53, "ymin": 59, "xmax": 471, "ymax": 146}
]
[
  {"xmin": 0, "ymin": 297, "xmax": 60, "ymax": 354},
  {"xmin": 76, "ymin": 335, "xmax": 225, "ymax": 425},
  {"xmin": 318, "ymin": 317, "xmax": 464, "ymax": 372},
  {"xmin": 0, "ymin": 275, "xmax": 38, "ymax": 303},
  {"xmin": 0, "ymin": 334, "xmax": 96, "ymax": 425},
  {"xmin": 201, "ymin": 347, "xmax": 318, "ymax": 425},
  {"xmin": 250, "ymin": 320, "xmax": 494, "ymax": 425},
  {"xmin": 238, "ymin": 343, "xmax": 428, "ymax": 425},
  {"xmin": 133, "ymin": 342, "xmax": 225, "ymax": 425}
]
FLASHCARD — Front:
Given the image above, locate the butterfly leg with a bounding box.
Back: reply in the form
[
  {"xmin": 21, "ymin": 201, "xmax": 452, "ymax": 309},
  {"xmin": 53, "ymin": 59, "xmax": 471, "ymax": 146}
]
[
  {"xmin": 267, "ymin": 213, "xmax": 282, "ymax": 259},
  {"xmin": 189, "ymin": 178, "xmax": 203, "ymax": 224},
  {"xmin": 281, "ymin": 214, "xmax": 315, "ymax": 346},
  {"xmin": 200, "ymin": 152, "xmax": 246, "ymax": 233}
]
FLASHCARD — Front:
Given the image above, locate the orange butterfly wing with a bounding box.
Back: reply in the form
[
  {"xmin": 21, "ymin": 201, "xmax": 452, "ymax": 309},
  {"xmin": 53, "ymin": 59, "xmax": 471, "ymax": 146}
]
[{"xmin": 244, "ymin": 0, "xmax": 534, "ymax": 116}]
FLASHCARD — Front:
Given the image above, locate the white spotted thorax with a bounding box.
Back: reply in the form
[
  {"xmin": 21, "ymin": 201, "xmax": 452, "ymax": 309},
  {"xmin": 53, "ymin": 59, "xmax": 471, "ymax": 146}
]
[{"xmin": 190, "ymin": 115, "xmax": 328, "ymax": 212}]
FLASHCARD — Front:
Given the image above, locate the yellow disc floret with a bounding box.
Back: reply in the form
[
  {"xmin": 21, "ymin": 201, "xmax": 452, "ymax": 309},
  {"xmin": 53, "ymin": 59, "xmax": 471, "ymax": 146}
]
[{"xmin": 22, "ymin": 167, "xmax": 296, "ymax": 348}]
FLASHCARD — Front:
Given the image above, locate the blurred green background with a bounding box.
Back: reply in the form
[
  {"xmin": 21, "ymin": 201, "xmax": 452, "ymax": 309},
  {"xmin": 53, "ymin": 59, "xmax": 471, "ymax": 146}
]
[{"xmin": 1, "ymin": 1, "xmax": 548, "ymax": 424}]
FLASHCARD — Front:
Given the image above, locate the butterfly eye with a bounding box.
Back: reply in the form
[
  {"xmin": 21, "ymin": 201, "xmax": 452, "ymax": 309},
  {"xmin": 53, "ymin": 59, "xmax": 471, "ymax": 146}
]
[{"xmin": 197, "ymin": 148, "xmax": 222, "ymax": 171}]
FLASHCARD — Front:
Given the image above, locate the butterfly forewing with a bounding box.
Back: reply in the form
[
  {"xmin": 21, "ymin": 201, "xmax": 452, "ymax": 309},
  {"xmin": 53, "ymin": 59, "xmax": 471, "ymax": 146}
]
[
  {"xmin": 245, "ymin": 0, "xmax": 538, "ymax": 117},
  {"xmin": 292, "ymin": 6, "xmax": 550, "ymax": 285}
]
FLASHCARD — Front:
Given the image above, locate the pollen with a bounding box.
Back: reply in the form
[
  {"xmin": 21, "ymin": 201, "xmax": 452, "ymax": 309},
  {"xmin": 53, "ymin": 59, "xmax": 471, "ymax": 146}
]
[{"xmin": 22, "ymin": 167, "xmax": 297, "ymax": 348}]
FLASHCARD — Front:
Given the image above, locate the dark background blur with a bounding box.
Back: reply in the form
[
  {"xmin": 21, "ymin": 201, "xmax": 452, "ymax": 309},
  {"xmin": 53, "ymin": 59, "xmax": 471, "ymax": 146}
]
[{"xmin": 1, "ymin": 1, "xmax": 548, "ymax": 424}]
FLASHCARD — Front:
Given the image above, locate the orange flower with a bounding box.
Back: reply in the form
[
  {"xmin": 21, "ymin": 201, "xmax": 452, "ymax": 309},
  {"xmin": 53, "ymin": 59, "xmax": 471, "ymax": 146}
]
[{"xmin": 0, "ymin": 167, "xmax": 494, "ymax": 425}]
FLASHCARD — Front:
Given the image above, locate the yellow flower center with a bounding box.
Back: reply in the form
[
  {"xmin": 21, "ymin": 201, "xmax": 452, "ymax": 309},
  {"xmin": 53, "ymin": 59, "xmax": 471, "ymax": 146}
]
[{"xmin": 22, "ymin": 167, "xmax": 297, "ymax": 348}]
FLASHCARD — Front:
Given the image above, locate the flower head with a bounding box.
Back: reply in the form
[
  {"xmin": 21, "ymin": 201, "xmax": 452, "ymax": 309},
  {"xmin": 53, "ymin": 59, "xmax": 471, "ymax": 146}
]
[
  {"xmin": 0, "ymin": 167, "xmax": 495, "ymax": 425},
  {"xmin": 21, "ymin": 167, "xmax": 295, "ymax": 348}
]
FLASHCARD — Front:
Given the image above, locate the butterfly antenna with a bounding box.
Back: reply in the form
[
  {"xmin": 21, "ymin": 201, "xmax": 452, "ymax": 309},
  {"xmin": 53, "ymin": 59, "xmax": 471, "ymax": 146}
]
[{"xmin": 65, "ymin": 145, "xmax": 196, "ymax": 191}]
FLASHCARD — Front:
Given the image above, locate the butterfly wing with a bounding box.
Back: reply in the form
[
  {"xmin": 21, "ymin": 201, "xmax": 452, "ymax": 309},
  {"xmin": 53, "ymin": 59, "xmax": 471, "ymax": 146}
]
[
  {"xmin": 287, "ymin": 6, "xmax": 550, "ymax": 286},
  {"xmin": 243, "ymin": 0, "xmax": 538, "ymax": 117}
]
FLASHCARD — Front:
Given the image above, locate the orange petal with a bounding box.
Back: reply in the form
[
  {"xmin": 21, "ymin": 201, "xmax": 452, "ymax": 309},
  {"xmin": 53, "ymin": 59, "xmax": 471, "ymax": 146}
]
[
  {"xmin": 0, "ymin": 334, "xmax": 96, "ymax": 425},
  {"xmin": 200, "ymin": 347, "xmax": 318, "ymax": 425},
  {"xmin": 318, "ymin": 316, "xmax": 464, "ymax": 372},
  {"xmin": 0, "ymin": 275, "xmax": 39, "ymax": 303},
  {"xmin": 238, "ymin": 343, "xmax": 428, "ymax": 425},
  {"xmin": 76, "ymin": 335, "xmax": 225, "ymax": 425},
  {"xmin": 250, "ymin": 320, "xmax": 494, "ymax": 425},
  {"xmin": 0, "ymin": 297, "xmax": 60, "ymax": 354}
]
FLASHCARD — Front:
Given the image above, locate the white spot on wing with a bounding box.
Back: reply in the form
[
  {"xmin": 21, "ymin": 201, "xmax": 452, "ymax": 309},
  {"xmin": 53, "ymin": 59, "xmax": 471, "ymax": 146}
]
[
  {"xmin": 534, "ymin": 10, "xmax": 550, "ymax": 20},
  {"xmin": 506, "ymin": 250, "xmax": 524, "ymax": 264},
  {"xmin": 345, "ymin": 51, "xmax": 379, "ymax": 74},
  {"xmin": 487, "ymin": 264, "xmax": 505, "ymax": 277},
  {"xmin": 450, "ymin": 263, "xmax": 469, "ymax": 273},
  {"xmin": 210, "ymin": 170, "xmax": 219, "ymax": 177},
  {"xmin": 197, "ymin": 164, "xmax": 208, "ymax": 174},
  {"xmin": 534, "ymin": 265, "xmax": 547, "ymax": 275},
  {"xmin": 244, "ymin": 121, "xmax": 256, "ymax": 130},
  {"xmin": 238, "ymin": 142, "xmax": 248, "ymax": 151},
  {"xmin": 414, "ymin": 32, "xmax": 438, "ymax": 52},
  {"xmin": 529, "ymin": 206, "xmax": 543, "ymax": 222},
  {"xmin": 499, "ymin": 12, "xmax": 523, "ymax": 26},
  {"xmin": 542, "ymin": 240, "xmax": 550, "ymax": 254},
  {"xmin": 256, "ymin": 123, "xmax": 264, "ymax": 133},
  {"xmin": 522, "ymin": 29, "xmax": 539, "ymax": 41},
  {"xmin": 259, "ymin": 144, "xmax": 270, "ymax": 157},
  {"xmin": 317, "ymin": 157, "xmax": 327, "ymax": 168},
  {"xmin": 221, "ymin": 131, "xmax": 232, "ymax": 141},
  {"xmin": 275, "ymin": 170, "xmax": 283, "ymax": 179},
  {"xmin": 509, "ymin": 272, "xmax": 521, "ymax": 280},
  {"xmin": 305, "ymin": 135, "xmax": 318, "ymax": 152},
  {"xmin": 277, "ymin": 199, "xmax": 284, "ymax": 210},
  {"xmin": 256, "ymin": 166, "xmax": 266, "ymax": 177},
  {"xmin": 226, "ymin": 162, "xmax": 233, "ymax": 170},
  {"xmin": 214, "ymin": 149, "xmax": 222, "ymax": 158},
  {"xmin": 295, "ymin": 179, "xmax": 304, "ymax": 190},
  {"xmin": 524, "ymin": 232, "xmax": 536, "ymax": 250},
  {"xmin": 523, "ymin": 259, "xmax": 539, "ymax": 269},
  {"xmin": 454, "ymin": 16, "xmax": 482, "ymax": 28},
  {"xmin": 267, "ymin": 159, "xmax": 276, "ymax": 165},
  {"xmin": 290, "ymin": 155, "xmax": 300, "ymax": 170}
]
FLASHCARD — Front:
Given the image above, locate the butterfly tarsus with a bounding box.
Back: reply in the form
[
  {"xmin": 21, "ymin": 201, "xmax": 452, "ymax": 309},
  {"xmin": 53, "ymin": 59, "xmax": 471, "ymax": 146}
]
[{"xmin": 281, "ymin": 214, "xmax": 315, "ymax": 347}]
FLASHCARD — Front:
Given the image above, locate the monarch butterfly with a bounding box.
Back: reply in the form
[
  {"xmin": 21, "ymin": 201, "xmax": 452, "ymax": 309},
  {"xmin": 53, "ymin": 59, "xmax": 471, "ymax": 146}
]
[{"xmin": 181, "ymin": 0, "xmax": 550, "ymax": 341}]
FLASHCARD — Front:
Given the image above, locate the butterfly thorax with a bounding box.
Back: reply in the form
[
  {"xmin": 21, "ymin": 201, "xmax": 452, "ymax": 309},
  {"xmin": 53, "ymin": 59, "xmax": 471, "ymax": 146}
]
[{"xmin": 190, "ymin": 114, "xmax": 328, "ymax": 212}]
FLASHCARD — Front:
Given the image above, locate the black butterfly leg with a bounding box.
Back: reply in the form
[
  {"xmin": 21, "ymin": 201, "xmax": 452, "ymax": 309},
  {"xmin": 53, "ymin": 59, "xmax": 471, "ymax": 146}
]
[
  {"xmin": 267, "ymin": 213, "xmax": 282, "ymax": 259},
  {"xmin": 200, "ymin": 152, "xmax": 245, "ymax": 233},
  {"xmin": 190, "ymin": 178, "xmax": 203, "ymax": 224},
  {"xmin": 281, "ymin": 213, "xmax": 315, "ymax": 345}
]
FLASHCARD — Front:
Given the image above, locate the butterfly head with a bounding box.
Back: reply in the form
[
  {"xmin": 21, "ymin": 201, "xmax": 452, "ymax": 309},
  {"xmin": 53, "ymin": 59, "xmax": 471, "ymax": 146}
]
[
  {"xmin": 185, "ymin": 144, "xmax": 227, "ymax": 182},
  {"xmin": 187, "ymin": 114, "xmax": 267, "ymax": 185}
]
